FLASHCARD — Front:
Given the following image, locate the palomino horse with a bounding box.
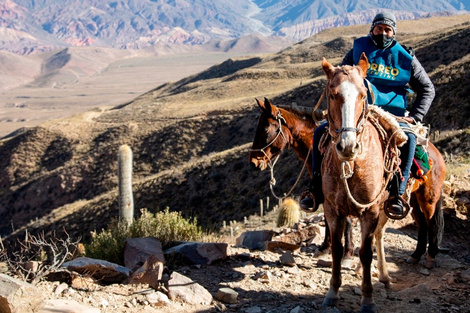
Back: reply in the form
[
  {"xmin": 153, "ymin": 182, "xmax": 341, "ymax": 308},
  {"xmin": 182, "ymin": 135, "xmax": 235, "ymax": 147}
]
[
  {"xmin": 319, "ymin": 53, "xmax": 446, "ymax": 312},
  {"xmin": 249, "ymin": 98, "xmax": 355, "ymax": 258}
]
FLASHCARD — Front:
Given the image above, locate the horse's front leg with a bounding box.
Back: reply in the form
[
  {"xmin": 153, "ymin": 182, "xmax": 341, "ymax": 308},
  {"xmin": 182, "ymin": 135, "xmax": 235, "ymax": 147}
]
[
  {"xmin": 359, "ymin": 209, "xmax": 380, "ymax": 313},
  {"xmin": 322, "ymin": 213, "xmax": 346, "ymax": 308},
  {"xmin": 374, "ymin": 210, "xmax": 392, "ymax": 289}
]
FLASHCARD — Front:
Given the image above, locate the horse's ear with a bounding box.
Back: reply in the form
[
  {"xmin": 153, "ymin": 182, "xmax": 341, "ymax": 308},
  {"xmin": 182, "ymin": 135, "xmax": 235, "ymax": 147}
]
[
  {"xmin": 322, "ymin": 57, "xmax": 335, "ymax": 80},
  {"xmin": 264, "ymin": 98, "xmax": 279, "ymax": 116},
  {"xmin": 255, "ymin": 98, "xmax": 266, "ymax": 111},
  {"xmin": 358, "ymin": 53, "xmax": 369, "ymax": 78}
]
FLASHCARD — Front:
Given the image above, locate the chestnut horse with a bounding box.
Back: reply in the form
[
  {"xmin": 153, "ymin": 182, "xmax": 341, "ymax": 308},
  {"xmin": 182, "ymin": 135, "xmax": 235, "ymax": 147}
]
[
  {"xmin": 248, "ymin": 98, "xmax": 354, "ymax": 258},
  {"xmin": 319, "ymin": 53, "xmax": 446, "ymax": 312}
]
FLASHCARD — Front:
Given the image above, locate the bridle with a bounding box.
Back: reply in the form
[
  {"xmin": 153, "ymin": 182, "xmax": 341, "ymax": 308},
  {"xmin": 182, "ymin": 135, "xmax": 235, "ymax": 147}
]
[
  {"xmin": 250, "ymin": 110, "xmax": 288, "ymax": 170},
  {"xmin": 326, "ymin": 81, "xmax": 370, "ymax": 142},
  {"xmin": 250, "ymin": 109, "xmax": 310, "ymax": 200}
]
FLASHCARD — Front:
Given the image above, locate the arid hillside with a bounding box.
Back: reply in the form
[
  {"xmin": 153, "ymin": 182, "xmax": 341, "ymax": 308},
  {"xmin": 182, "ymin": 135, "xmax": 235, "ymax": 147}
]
[{"xmin": 0, "ymin": 14, "xmax": 469, "ymax": 251}]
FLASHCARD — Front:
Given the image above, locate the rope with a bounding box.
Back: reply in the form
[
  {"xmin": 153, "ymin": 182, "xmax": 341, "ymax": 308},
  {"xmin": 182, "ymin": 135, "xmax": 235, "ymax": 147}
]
[
  {"xmin": 269, "ymin": 145, "xmax": 312, "ymax": 200},
  {"xmin": 340, "ymin": 161, "xmax": 393, "ymax": 209},
  {"xmin": 338, "ymin": 113, "xmax": 403, "ymax": 209},
  {"xmin": 312, "ymin": 88, "xmax": 326, "ymax": 126}
]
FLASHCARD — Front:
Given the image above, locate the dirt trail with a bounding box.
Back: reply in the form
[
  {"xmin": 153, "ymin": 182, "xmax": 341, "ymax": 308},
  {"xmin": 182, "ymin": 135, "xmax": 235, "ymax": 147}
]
[{"xmin": 34, "ymin": 210, "xmax": 470, "ymax": 313}]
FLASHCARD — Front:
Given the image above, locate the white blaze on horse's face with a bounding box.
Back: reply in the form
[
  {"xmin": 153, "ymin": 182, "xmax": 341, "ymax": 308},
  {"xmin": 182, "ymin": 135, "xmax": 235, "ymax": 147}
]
[{"xmin": 336, "ymin": 80, "xmax": 360, "ymax": 160}]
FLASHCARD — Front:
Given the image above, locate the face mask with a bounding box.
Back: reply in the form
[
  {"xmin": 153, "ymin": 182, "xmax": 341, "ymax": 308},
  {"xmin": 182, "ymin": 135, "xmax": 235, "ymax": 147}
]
[{"xmin": 370, "ymin": 34, "xmax": 395, "ymax": 49}]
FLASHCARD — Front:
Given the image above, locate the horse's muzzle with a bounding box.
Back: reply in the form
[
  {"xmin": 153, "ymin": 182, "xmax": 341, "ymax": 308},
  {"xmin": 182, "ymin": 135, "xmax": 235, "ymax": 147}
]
[
  {"xmin": 336, "ymin": 135, "xmax": 360, "ymax": 161},
  {"xmin": 249, "ymin": 157, "xmax": 268, "ymax": 171}
]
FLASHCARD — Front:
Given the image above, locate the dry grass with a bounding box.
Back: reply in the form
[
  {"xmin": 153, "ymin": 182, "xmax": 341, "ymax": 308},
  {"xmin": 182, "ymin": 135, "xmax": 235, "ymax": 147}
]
[{"xmin": 1, "ymin": 14, "xmax": 469, "ymax": 246}]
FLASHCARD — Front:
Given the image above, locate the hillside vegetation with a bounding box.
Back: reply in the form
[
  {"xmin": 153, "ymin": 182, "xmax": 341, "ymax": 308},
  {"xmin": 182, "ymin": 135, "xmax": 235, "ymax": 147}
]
[{"xmin": 1, "ymin": 15, "xmax": 469, "ymax": 246}]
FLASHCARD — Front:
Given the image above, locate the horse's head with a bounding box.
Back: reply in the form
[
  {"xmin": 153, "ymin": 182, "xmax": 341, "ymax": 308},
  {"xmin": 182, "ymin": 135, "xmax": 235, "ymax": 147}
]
[
  {"xmin": 322, "ymin": 53, "xmax": 369, "ymax": 161},
  {"xmin": 249, "ymin": 98, "xmax": 292, "ymax": 171}
]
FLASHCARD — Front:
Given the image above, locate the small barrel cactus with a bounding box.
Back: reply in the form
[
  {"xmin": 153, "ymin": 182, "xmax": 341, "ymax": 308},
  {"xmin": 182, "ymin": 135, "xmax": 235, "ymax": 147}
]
[{"xmin": 277, "ymin": 198, "xmax": 300, "ymax": 228}]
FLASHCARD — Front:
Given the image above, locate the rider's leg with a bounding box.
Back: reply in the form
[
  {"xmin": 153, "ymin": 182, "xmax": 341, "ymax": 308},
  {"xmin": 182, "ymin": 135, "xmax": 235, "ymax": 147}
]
[
  {"xmin": 387, "ymin": 124, "xmax": 417, "ymax": 216},
  {"xmin": 300, "ymin": 122, "xmax": 327, "ymax": 212}
]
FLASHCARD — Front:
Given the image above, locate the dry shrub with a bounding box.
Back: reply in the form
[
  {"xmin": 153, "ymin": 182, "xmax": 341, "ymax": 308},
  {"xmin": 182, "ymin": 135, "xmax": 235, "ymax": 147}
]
[{"xmin": 86, "ymin": 208, "xmax": 203, "ymax": 265}]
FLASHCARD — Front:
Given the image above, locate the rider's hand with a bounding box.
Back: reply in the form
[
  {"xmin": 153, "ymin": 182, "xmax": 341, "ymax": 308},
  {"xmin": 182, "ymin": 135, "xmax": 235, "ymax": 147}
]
[{"xmin": 401, "ymin": 116, "xmax": 416, "ymax": 124}]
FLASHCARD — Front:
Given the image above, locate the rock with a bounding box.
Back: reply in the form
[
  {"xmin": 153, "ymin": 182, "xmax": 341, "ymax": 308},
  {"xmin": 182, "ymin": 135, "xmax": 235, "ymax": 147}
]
[
  {"xmin": 216, "ymin": 287, "xmax": 238, "ymax": 304},
  {"xmin": 62, "ymin": 257, "xmax": 131, "ymax": 284},
  {"xmin": 419, "ymin": 268, "xmax": 430, "ymax": 276},
  {"xmin": 123, "ymin": 237, "xmax": 165, "ymax": 271},
  {"xmin": 54, "ymin": 282, "xmax": 69, "ymax": 295},
  {"xmin": 70, "ymin": 273, "xmax": 99, "ymax": 291},
  {"xmin": 280, "ymin": 250, "xmax": 296, "ymax": 267},
  {"xmin": 124, "ymin": 255, "xmax": 164, "ymax": 289},
  {"xmin": 146, "ymin": 291, "xmax": 171, "ymax": 306},
  {"xmin": 236, "ymin": 230, "xmax": 275, "ymax": 250},
  {"xmin": 245, "ymin": 306, "xmax": 262, "ymax": 313},
  {"xmin": 165, "ymin": 242, "xmax": 227, "ymax": 265},
  {"xmin": 317, "ymin": 259, "xmax": 332, "ymax": 267},
  {"xmin": 0, "ymin": 273, "xmax": 45, "ymax": 313},
  {"xmin": 290, "ymin": 306, "xmax": 303, "ymax": 313},
  {"xmin": 253, "ymin": 270, "xmax": 272, "ymax": 284},
  {"xmin": 442, "ymin": 180, "xmax": 452, "ymax": 195},
  {"xmin": 275, "ymin": 224, "xmax": 321, "ymax": 246},
  {"xmin": 302, "ymin": 279, "xmax": 317, "ymax": 290},
  {"xmin": 264, "ymin": 241, "xmax": 300, "ymax": 253},
  {"xmin": 459, "ymin": 268, "xmax": 470, "ymax": 283},
  {"xmin": 38, "ymin": 299, "xmax": 100, "ymax": 313},
  {"xmin": 22, "ymin": 260, "xmax": 40, "ymax": 273},
  {"xmin": 167, "ymin": 271, "xmax": 212, "ymax": 305}
]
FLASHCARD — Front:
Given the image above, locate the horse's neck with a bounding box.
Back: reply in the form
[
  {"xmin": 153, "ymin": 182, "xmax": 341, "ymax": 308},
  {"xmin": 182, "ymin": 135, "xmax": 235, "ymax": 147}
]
[
  {"xmin": 352, "ymin": 122, "xmax": 385, "ymax": 168},
  {"xmin": 282, "ymin": 110, "xmax": 314, "ymax": 156}
]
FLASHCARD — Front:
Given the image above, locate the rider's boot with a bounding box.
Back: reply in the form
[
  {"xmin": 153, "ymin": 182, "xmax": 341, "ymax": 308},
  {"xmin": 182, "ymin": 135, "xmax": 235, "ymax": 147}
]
[
  {"xmin": 385, "ymin": 173, "xmax": 406, "ymax": 218},
  {"xmin": 299, "ymin": 172, "xmax": 324, "ymax": 213},
  {"xmin": 386, "ymin": 197, "xmax": 405, "ymax": 216}
]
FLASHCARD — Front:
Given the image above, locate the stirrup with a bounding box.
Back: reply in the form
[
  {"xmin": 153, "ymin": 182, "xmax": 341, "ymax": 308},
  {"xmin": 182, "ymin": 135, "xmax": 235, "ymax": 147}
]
[{"xmin": 384, "ymin": 195, "xmax": 410, "ymax": 220}]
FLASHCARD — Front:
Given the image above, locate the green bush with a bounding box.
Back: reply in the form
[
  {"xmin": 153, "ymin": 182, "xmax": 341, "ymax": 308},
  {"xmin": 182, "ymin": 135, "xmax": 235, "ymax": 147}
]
[{"xmin": 85, "ymin": 208, "xmax": 203, "ymax": 264}]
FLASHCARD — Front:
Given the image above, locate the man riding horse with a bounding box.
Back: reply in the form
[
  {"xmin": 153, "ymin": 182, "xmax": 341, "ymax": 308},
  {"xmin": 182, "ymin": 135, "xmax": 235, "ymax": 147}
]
[{"xmin": 301, "ymin": 11, "xmax": 435, "ymax": 218}]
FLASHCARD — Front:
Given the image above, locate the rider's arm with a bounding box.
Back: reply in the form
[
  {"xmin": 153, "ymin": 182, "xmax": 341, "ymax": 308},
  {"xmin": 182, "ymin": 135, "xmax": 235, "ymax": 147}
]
[
  {"xmin": 341, "ymin": 49, "xmax": 354, "ymax": 66},
  {"xmin": 408, "ymin": 56, "xmax": 435, "ymax": 123}
]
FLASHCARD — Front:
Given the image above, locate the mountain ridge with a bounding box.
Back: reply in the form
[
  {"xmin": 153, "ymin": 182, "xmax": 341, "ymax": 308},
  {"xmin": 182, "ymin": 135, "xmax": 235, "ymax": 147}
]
[{"xmin": 1, "ymin": 0, "xmax": 469, "ymax": 54}]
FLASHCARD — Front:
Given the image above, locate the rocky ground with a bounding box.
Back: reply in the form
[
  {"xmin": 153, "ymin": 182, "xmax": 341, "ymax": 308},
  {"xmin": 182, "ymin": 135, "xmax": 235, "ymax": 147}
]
[{"xmin": 29, "ymin": 203, "xmax": 469, "ymax": 313}]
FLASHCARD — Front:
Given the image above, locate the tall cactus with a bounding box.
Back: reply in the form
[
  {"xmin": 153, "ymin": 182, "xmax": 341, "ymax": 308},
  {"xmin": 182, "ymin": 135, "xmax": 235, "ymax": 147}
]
[{"xmin": 118, "ymin": 144, "xmax": 134, "ymax": 226}]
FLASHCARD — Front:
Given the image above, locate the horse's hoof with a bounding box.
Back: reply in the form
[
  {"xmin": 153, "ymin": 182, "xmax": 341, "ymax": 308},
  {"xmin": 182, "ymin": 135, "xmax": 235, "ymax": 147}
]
[
  {"xmin": 406, "ymin": 256, "xmax": 420, "ymax": 264},
  {"xmin": 380, "ymin": 280, "xmax": 392, "ymax": 290},
  {"xmin": 425, "ymin": 256, "xmax": 436, "ymax": 269},
  {"xmin": 314, "ymin": 248, "xmax": 329, "ymax": 258},
  {"xmin": 361, "ymin": 304, "xmax": 377, "ymax": 313},
  {"xmin": 341, "ymin": 257, "xmax": 353, "ymax": 269},
  {"xmin": 322, "ymin": 297, "xmax": 339, "ymax": 308}
]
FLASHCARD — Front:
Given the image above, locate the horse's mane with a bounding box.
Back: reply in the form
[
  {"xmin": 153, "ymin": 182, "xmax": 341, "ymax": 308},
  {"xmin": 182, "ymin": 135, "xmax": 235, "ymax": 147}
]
[{"xmin": 277, "ymin": 105, "xmax": 317, "ymax": 128}]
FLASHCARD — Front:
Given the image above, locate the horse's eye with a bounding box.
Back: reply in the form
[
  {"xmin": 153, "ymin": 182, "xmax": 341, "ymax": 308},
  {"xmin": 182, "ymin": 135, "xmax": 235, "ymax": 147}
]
[{"xmin": 329, "ymin": 94, "xmax": 335, "ymax": 101}]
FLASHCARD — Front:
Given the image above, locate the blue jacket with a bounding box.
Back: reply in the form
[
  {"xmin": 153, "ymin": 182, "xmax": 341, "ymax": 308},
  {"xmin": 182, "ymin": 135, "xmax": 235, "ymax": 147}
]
[{"xmin": 342, "ymin": 36, "xmax": 435, "ymax": 122}]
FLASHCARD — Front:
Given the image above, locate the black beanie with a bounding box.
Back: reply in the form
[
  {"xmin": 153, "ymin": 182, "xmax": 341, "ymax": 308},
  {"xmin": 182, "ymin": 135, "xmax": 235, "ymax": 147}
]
[{"xmin": 370, "ymin": 12, "xmax": 397, "ymax": 34}]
